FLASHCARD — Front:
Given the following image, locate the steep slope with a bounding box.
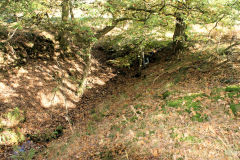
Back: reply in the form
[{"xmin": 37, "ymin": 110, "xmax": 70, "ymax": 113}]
[{"xmin": 40, "ymin": 54, "xmax": 240, "ymax": 160}]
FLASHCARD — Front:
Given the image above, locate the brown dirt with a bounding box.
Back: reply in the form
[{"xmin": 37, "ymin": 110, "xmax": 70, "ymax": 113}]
[
  {"xmin": 0, "ymin": 44, "xmax": 140, "ymax": 158},
  {"xmin": 39, "ymin": 52, "xmax": 240, "ymax": 159}
]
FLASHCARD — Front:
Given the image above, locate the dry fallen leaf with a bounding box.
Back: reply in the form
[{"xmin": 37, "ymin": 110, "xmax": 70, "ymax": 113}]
[
  {"xmin": 220, "ymin": 91, "xmax": 225, "ymax": 97},
  {"xmin": 151, "ymin": 148, "xmax": 160, "ymax": 157},
  {"xmin": 205, "ymin": 87, "xmax": 211, "ymax": 96},
  {"xmin": 233, "ymin": 99, "xmax": 239, "ymax": 104}
]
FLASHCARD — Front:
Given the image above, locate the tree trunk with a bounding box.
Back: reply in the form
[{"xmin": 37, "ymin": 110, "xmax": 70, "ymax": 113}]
[
  {"xmin": 59, "ymin": 0, "xmax": 70, "ymax": 53},
  {"xmin": 69, "ymin": 0, "xmax": 74, "ymax": 21},
  {"xmin": 77, "ymin": 45, "xmax": 92, "ymax": 97},
  {"xmin": 62, "ymin": 0, "xmax": 70, "ymax": 22},
  {"xmin": 77, "ymin": 18, "xmax": 129, "ymax": 97},
  {"xmin": 173, "ymin": 12, "xmax": 187, "ymax": 55}
]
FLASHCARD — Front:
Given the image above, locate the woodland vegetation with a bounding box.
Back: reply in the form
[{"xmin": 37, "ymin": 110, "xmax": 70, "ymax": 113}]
[{"xmin": 0, "ymin": 0, "xmax": 240, "ymax": 159}]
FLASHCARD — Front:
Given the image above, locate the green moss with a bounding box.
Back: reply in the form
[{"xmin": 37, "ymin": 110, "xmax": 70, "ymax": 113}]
[
  {"xmin": 180, "ymin": 135, "xmax": 201, "ymax": 143},
  {"xmin": 162, "ymin": 90, "xmax": 171, "ymax": 99},
  {"xmin": 188, "ymin": 101, "xmax": 202, "ymax": 111},
  {"xmin": 1, "ymin": 107, "xmax": 25, "ymax": 128},
  {"xmin": 191, "ymin": 113, "xmax": 208, "ymax": 122},
  {"xmin": 11, "ymin": 148, "xmax": 36, "ymax": 160},
  {"xmin": 230, "ymin": 104, "xmax": 240, "ymax": 116},
  {"xmin": 167, "ymin": 99, "xmax": 183, "ymax": 108},
  {"xmin": 225, "ymin": 85, "xmax": 240, "ymax": 92},
  {"xmin": 130, "ymin": 116, "xmax": 138, "ymax": 122},
  {"xmin": 28, "ymin": 126, "xmax": 63, "ymax": 142}
]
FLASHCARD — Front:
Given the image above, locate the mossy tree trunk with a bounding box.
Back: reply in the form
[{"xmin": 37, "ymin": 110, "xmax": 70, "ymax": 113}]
[
  {"xmin": 59, "ymin": 0, "xmax": 70, "ymax": 54},
  {"xmin": 77, "ymin": 44, "xmax": 92, "ymax": 97},
  {"xmin": 77, "ymin": 18, "xmax": 130, "ymax": 97},
  {"xmin": 173, "ymin": 12, "xmax": 187, "ymax": 55}
]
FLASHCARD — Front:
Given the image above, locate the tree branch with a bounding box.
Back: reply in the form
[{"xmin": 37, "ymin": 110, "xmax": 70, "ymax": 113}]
[{"xmin": 95, "ymin": 17, "xmax": 131, "ymax": 39}]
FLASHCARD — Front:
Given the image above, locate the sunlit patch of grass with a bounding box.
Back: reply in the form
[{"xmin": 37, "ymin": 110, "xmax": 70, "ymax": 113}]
[
  {"xmin": 167, "ymin": 99, "xmax": 183, "ymax": 108},
  {"xmin": 165, "ymin": 93, "xmax": 209, "ymax": 122},
  {"xmin": 138, "ymin": 121, "xmax": 146, "ymax": 129},
  {"xmin": 0, "ymin": 107, "xmax": 25, "ymax": 128},
  {"xmin": 224, "ymin": 85, "xmax": 240, "ymax": 100},
  {"xmin": 183, "ymin": 93, "xmax": 207, "ymax": 100},
  {"xmin": 129, "ymin": 116, "xmax": 138, "ymax": 122},
  {"xmin": 0, "ymin": 128, "xmax": 25, "ymax": 145},
  {"xmin": 179, "ymin": 135, "xmax": 201, "ymax": 143}
]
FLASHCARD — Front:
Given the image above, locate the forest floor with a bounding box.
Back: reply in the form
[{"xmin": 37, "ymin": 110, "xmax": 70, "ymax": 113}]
[
  {"xmin": 40, "ymin": 50, "xmax": 240, "ymax": 159},
  {"xmin": 0, "ymin": 29, "xmax": 240, "ymax": 159},
  {"xmin": 41, "ymin": 53, "xmax": 240, "ymax": 160}
]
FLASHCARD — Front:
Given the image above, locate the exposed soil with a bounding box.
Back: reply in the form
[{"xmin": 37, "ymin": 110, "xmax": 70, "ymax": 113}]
[
  {"xmin": 1, "ymin": 27, "xmax": 240, "ymax": 159},
  {"xmin": 40, "ymin": 52, "xmax": 240, "ymax": 159},
  {"xmin": 0, "ymin": 40, "xmax": 143, "ymax": 158}
]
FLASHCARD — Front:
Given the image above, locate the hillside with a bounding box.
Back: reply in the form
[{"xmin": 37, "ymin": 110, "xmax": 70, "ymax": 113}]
[
  {"xmin": 1, "ymin": 28, "xmax": 240, "ymax": 159},
  {"xmin": 37, "ymin": 52, "xmax": 240, "ymax": 160}
]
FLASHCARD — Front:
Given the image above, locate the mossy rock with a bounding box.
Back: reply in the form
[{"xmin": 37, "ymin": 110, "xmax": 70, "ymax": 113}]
[
  {"xmin": 27, "ymin": 126, "xmax": 63, "ymax": 142},
  {"xmin": 0, "ymin": 128, "xmax": 25, "ymax": 145},
  {"xmin": 0, "ymin": 107, "xmax": 25, "ymax": 128}
]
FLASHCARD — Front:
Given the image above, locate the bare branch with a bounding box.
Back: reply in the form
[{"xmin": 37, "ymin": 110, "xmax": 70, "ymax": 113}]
[{"xmin": 207, "ymin": 14, "xmax": 226, "ymax": 38}]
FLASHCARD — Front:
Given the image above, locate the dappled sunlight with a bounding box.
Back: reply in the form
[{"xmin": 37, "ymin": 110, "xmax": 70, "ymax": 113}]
[
  {"xmin": 89, "ymin": 77, "xmax": 106, "ymax": 86},
  {"xmin": 1, "ymin": 0, "xmax": 240, "ymax": 158},
  {"xmin": 37, "ymin": 89, "xmax": 76, "ymax": 109},
  {"xmin": 0, "ymin": 82, "xmax": 18, "ymax": 102},
  {"xmin": 0, "ymin": 48, "xmax": 118, "ymax": 149},
  {"xmin": 165, "ymin": 31, "xmax": 174, "ymax": 38}
]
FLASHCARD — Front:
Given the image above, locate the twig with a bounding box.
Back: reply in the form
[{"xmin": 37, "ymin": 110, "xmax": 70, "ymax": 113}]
[
  {"xmin": 1, "ymin": 27, "xmax": 19, "ymax": 43},
  {"xmin": 207, "ymin": 14, "xmax": 225, "ymax": 39},
  {"xmin": 152, "ymin": 74, "xmax": 161, "ymax": 85}
]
